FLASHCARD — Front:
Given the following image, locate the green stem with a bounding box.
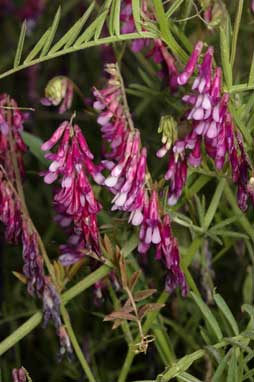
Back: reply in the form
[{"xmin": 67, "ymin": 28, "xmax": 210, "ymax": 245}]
[
  {"xmin": 230, "ymin": 0, "xmax": 244, "ymax": 68},
  {"xmin": 60, "ymin": 305, "xmax": 96, "ymax": 382},
  {"xmin": 0, "ymin": 33, "xmax": 155, "ymax": 81},
  {"xmin": 118, "ymin": 292, "xmax": 169, "ymax": 382},
  {"xmin": 62, "ymin": 264, "xmax": 111, "ymax": 304},
  {"xmin": 223, "ymin": 183, "xmax": 254, "ymax": 244},
  {"xmin": 0, "ymin": 312, "xmax": 42, "ymax": 356}
]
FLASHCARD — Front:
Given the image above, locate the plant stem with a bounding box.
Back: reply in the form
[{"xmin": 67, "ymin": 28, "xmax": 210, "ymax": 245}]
[
  {"xmin": 60, "ymin": 305, "xmax": 96, "ymax": 382},
  {"xmin": 0, "ymin": 33, "xmax": 155, "ymax": 81},
  {"xmin": 62, "ymin": 264, "xmax": 111, "ymax": 304},
  {"xmin": 0, "ymin": 312, "xmax": 42, "ymax": 356},
  {"xmin": 230, "ymin": 0, "xmax": 244, "ymax": 68},
  {"xmin": 118, "ymin": 292, "xmax": 169, "ymax": 382}
]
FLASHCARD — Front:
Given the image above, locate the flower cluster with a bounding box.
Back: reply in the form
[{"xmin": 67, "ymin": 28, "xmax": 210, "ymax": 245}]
[
  {"xmin": 93, "ymin": 64, "xmax": 186, "ymax": 294},
  {"xmin": 41, "ymin": 120, "xmax": 103, "ymax": 265},
  {"xmin": 93, "ymin": 64, "xmax": 147, "ymax": 226},
  {"xmin": 0, "ymin": 96, "xmax": 71, "ymax": 356},
  {"xmin": 157, "ymin": 42, "xmax": 254, "ymax": 211}
]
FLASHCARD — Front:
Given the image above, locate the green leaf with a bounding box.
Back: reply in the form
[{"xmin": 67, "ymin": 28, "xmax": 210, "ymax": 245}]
[
  {"xmin": 204, "ymin": 179, "xmax": 226, "ymax": 230},
  {"xmin": 41, "ymin": 6, "xmax": 61, "ymax": 57},
  {"xmin": 230, "ymin": 0, "xmax": 243, "ymax": 67},
  {"xmin": 21, "ymin": 131, "xmax": 49, "ymax": 166},
  {"xmin": 210, "ymin": 216, "xmax": 238, "ymax": 231},
  {"xmin": 24, "ymin": 29, "xmax": 50, "ymax": 63},
  {"xmin": 50, "ymin": 3, "xmax": 95, "ymax": 53},
  {"xmin": 166, "ymin": 0, "xmax": 185, "ymax": 18},
  {"xmin": 132, "ymin": 0, "xmax": 142, "ymax": 32},
  {"xmin": 243, "ymin": 266, "xmax": 253, "ymax": 305},
  {"xmin": 152, "ymin": 0, "xmax": 187, "ymax": 63},
  {"xmin": 190, "ymin": 292, "xmax": 223, "ymax": 342},
  {"xmin": 248, "ymin": 52, "xmax": 254, "ymax": 86},
  {"xmin": 212, "ymin": 350, "xmax": 231, "ymax": 382},
  {"xmin": 94, "ymin": 0, "xmax": 113, "ymax": 40},
  {"xmin": 113, "ymin": 0, "xmax": 121, "ymax": 36},
  {"xmin": 227, "ymin": 348, "xmax": 238, "ymax": 382},
  {"xmin": 220, "ymin": 26, "xmax": 232, "ymax": 89},
  {"xmin": 214, "ymin": 293, "xmax": 239, "ymax": 335},
  {"xmin": 14, "ymin": 20, "xmax": 27, "ymax": 68},
  {"xmin": 75, "ymin": 12, "xmax": 108, "ymax": 45}
]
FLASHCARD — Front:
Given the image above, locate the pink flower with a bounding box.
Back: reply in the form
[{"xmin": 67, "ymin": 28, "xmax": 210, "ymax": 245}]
[
  {"xmin": 41, "ymin": 120, "xmax": 102, "ymax": 264},
  {"xmin": 12, "ymin": 368, "xmax": 27, "ymax": 382},
  {"xmin": 158, "ymin": 43, "xmax": 254, "ymax": 211}
]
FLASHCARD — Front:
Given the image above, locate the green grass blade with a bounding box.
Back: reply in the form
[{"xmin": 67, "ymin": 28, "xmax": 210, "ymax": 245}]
[
  {"xmin": 41, "ymin": 6, "xmax": 61, "ymax": 57},
  {"xmin": 14, "ymin": 20, "xmax": 27, "ymax": 68},
  {"xmin": 132, "ymin": 0, "xmax": 141, "ymax": 32},
  {"xmin": 204, "ymin": 178, "xmax": 226, "ymax": 230},
  {"xmin": 230, "ymin": 0, "xmax": 243, "ymax": 67},
  {"xmin": 24, "ymin": 29, "xmax": 50, "ymax": 63},
  {"xmin": 21, "ymin": 132, "xmax": 49, "ymax": 166},
  {"xmin": 113, "ymin": 0, "xmax": 121, "ymax": 36},
  {"xmin": 248, "ymin": 52, "xmax": 254, "ymax": 86},
  {"xmin": 214, "ymin": 293, "xmax": 239, "ymax": 336},
  {"xmin": 166, "ymin": 0, "xmax": 185, "ymax": 18},
  {"xmin": 220, "ymin": 26, "xmax": 232, "ymax": 89},
  {"xmin": 191, "ymin": 292, "xmax": 223, "ymax": 342},
  {"xmin": 49, "ymin": 3, "xmax": 95, "ymax": 53}
]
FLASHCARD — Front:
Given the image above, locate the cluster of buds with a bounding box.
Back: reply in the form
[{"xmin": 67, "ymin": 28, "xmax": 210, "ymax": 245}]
[
  {"xmin": 93, "ymin": 64, "xmax": 186, "ymax": 294},
  {"xmin": 157, "ymin": 42, "xmax": 254, "ymax": 211},
  {"xmin": 41, "ymin": 76, "xmax": 74, "ymax": 114},
  {"xmin": 41, "ymin": 119, "xmax": 103, "ymax": 265}
]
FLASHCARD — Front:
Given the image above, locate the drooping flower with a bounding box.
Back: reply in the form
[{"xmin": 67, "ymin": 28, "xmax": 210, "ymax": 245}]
[
  {"xmin": 158, "ymin": 42, "xmax": 254, "ymax": 211},
  {"xmin": 93, "ymin": 64, "xmax": 147, "ymax": 225},
  {"xmin": 156, "ymin": 215, "xmax": 187, "ymax": 295},
  {"xmin": 41, "ymin": 119, "xmax": 103, "ymax": 265},
  {"xmin": 41, "ymin": 76, "xmax": 74, "ymax": 114}
]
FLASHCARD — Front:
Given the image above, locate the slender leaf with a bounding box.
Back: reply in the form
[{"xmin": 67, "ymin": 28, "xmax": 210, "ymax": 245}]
[
  {"xmin": 24, "ymin": 29, "xmax": 50, "ymax": 63},
  {"xmin": 132, "ymin": 0, "xmax": 142, "ymax": 32},
  {"xmin": 220, "ymin": 27, "xmax": 232, "ymax": 89},
  {"xmin": 212, "ymin": 350, "xmax": 231, "ymax": 382},
  {"xmin": 248, "ymin": 52, "xmax": 254, "ymax": 86},
  {"xmin": 227, "ymin": 348, "xmax": 238, "ymax": 382},
  {"xmin": 14, "ymin": 21, "xmax": 27, "ymax": 68},
  {"xmin": 230, "ymin": 0, "xmax": 243, "ymax": 67},
  {"xmin": 94, "ymin": 0, "xmax": 113, "ymax": 40},
  {"xmin": 21, "ymin": 132, "xmax": 49, "ymax": 166},
  {"xmin": 204, "ymin": 179, "xmax": 226, "ymax": 230},
  {"xmin": 166, "ymin": 0, "xmax": 185, "ymax": 18},
  {"xmin": 50, "ymin": 3, "xmax": 95, "ymax": 53},
  {"xmin": 41, "ymin": 6, "xmax": 61, "ymax": 57},
  {"xmin": 214, "ymin": 293, "xmax": 239, "ymax": 335},
  {"xmin": 191, "ymin": 292, "xmax": 223, "ymax": 341}
]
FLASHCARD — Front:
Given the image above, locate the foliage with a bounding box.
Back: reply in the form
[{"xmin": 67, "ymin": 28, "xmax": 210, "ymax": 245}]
[{"xmin": 0, "ymin": 1, "xmax": 254, "ymax": 382}]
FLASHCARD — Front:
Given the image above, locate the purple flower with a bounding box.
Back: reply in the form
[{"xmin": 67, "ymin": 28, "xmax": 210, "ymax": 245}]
[
  {"xmin": 42, "ymin": 278, "xmax": 61, "ymax": 329},
  {"xmin": 41, "ymin": 120, "xmax": 103, "ymax": 264},
  {"xmin": 22, "ymin": 219, "xmax": 45, "ymax": 296},
  {"xmin": 156, "ymin": 215, "xmax": 187, "ymax": 296},
  {"xmin": 158, "ymin": 42, "xmax": 254, "ymax": 211}
]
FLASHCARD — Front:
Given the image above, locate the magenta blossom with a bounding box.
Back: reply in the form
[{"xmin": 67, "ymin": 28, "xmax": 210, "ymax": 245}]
[
  {"xmin": 158, "ymin": 42, "xmax": 254, "ymax": 211},
  {"xmin": 41, "ymin": 120, "xmax": 103, "ymax": 264}
]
